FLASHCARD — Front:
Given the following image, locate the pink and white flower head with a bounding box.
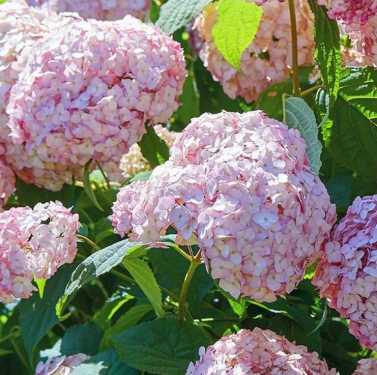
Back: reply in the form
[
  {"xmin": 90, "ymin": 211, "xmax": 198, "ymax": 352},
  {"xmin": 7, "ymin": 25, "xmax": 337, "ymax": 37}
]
[
  {"xmin": 0, "ymin": 201, "xmax": 79, "ymax": 303},
  {"xmin": 194, "ymin": 0, "xmax": 314, "ymax": 103},
  {"xmin": 313, "ymin": 195, "xmax": 377, "ymax": 351},
  {"xmin": 5, "ymin": 17, "xmax": 186, "ymax": 191},
  {"xmin": 353, "ymin": 358, "xmax": 377, "ymax": 374},
  {"xmin": 0, "ymin": 157, "xmax": 15, "ymax": 211},
  {"xmin": 35, "ymin": 353, "xmax": 90, "ymax": 375},
  {"xmin": 111, "ymin": 111, "xmax": 336, "ymax": 302},
  {"xmin": 186, "ymin": 328, "xmax": 336, "ymax": 375},
  {"xmin": 27, "ymin": 0, "xmax": 152, "ymax": 21}
]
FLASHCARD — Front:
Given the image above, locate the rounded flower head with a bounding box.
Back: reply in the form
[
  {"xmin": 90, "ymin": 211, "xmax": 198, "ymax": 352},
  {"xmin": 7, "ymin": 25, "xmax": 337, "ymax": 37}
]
[
  {"xmin": 35, "ymin": 353, "xmax": 90, "ymax": 375},
  {"xmin": 194, "ymin": 0, "xmax": 314, "ymax": 103},
  {"xmin": 0, "ymin": 157, "xmax": 15, "ymax": 211},
  {"xmin": 353, "ymin": 358, "xmax": 377, "ymax": 374},
  {"xmin": 112, "ymin": 111, "xmax": 336, "ymax": 302},
  {"xmin": 313, "ymin": 195, "xmax": 377, "ymax": 351},
  {"xmin": 4, "ymin": 17, "xmax": 186, "ymax": 191},
  {"xmin": 0, "ymin": 201, "xmax": 79, "ymax": 303},
  {"xmin": 186, "ymin": 328, "xmax": 336, "ymax": 374}
]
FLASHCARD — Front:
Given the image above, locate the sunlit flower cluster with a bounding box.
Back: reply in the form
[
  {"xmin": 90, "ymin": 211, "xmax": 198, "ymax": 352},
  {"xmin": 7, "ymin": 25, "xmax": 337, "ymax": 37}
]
[
  {"xmin": 186, "ymin": 328, "xmax": 336, "ymax": 374},
  {"xmin": 353, "ymin": 358, "xmax": 377, "ymax": 374},
  {"xmin": 0, "ymin": 201, "xmax": 79, "ymax": 303},
  {"xmin": 4, "ymin": 17, "xmax": 186, "ymax": 191},
  {"xmin": 0, "ymin": 157, "xmax": 15, "ymax": 211},
  {"xmin": 35, "ymin": 353, "xmax": 90, "ymax": 375},
  {"xmin": 313, "ymin": 195, "xmax": 377, "ymax": 351},
  {"xmin": 26, "ymin": 0, "xmax": 152, "ymax": 21},
  {"xmin": 194, "ymin": 0, "xmax": 314, "ymax": 103},
  {"xmin": 112, "ymin": 111, "xmax": 336, "ymax": 301}
]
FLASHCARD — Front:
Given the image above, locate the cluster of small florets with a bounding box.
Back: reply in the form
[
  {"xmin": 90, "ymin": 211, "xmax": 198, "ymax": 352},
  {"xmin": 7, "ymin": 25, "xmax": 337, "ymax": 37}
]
[
  {"xmin": 103, "ymin": 125, "xmax": 177, "ymax": 183},
  {"xmin": 0, "ymin": 156, "xmax": 15, "ymax": 211},
  {"xmin": 27, "ymin": 0, "xmax": 152, "ymax": 21},
  {"xmin": 112, "ymin": 111, "xmax": 336, "ymax": 302},
  {"xmin": 186, "ymin": 328, "xmax": 336, "ymax": 374},
  {"xmin": 0, "ymin": 201, "xmax": 79, "ymax": 303},
  {"xmin": 313, "ymin": 195, "xmax": 377, "ymax": 351},
  {"xmin": 4, "ymin": 17, "xmax": 186, "ymax": 191},
  {"xmin": 353, "ymin": 358, "xmax": 377, "ymax": 374},
  {"xmin": 35, "ymin": 353, "xmax": 90, "ymax": 375},
  {"xmin": 194, "ymin": 0, "xmax": 314, "ymax": 103}
]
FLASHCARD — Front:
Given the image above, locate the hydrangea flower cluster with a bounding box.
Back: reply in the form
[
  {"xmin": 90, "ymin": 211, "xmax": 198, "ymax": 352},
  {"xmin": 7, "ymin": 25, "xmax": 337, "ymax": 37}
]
[
  {"xmin": 103, "ymin": 125, "xmax": 177, "ymax": 183},
  {"xmin": 27, "ymin": 0, "xmax": 152, "ymax": 21},
  {"xmin": 0, "ymin": 201, "xmax": 79, "ymax": 303},
  {"xmin": 353, "ymin": 358, "xmax": 377, "ymax": 374},
  {"xmin": 194, "ymin": 0, "xmax": 314, "ymax": 102},
  {"xmin": 35, "ymin": 353, "xmax": 90, "ymax": 375},
  {"xmin": 313, "ymin": 195, "xmax": 377, "ymax": 351},
  {"xmin": 111, "ymin": 111, "xmax": 336, "ymax": 301},
  {"xmin": 0, "ymin": 157, "xmax": 15, "ymax": 211},
  {"xmin": 186, "ymin": 328, "xmax": 336, "ymax": 374},
  {"xmin": 4, "ymin": 17, "xmax": 186, "ymax": 191}
]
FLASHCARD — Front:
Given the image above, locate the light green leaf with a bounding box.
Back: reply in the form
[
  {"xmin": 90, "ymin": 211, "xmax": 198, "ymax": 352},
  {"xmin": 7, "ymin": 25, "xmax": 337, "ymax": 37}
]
[
  {"xmin": 83, "ymin": 159, "xmax": 103, "ymax": 211},
  {"xmin": 284, "ymin": 97, "xmax": 322, "ymax": 174},
  {"xmin": 122, "ymin": 258, "xmax": 165, "ymax": 318},
  {"xmin": 212, "ymin": 0, "xmax": 263, "ymax": 71},
  {"xmin": 156, "ymin": 0, "xmax": 213, "ymax": 35},
  {"xmin": 33, "ymin": 276, "xmax": 47, "ymax": 299}
]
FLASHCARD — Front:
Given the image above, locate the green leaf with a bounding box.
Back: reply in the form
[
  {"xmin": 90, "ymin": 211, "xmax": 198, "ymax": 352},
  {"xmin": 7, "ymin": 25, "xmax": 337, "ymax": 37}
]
[
  {"xmin": 127, "ymin": 170, "xmax": 152, "ymax": 184},
  {"xmin": 113, "ymin": 318, "xmax": 210, "ymax": 375},
  {"xmin": 83, "ymin": 159, "xmax": 104, "ymax": 211},
  {"xmin": 56, "ymin": 240, "xmax": 148, "ymax": 319},
  {"xmin": 308, "ymin": 0, "xmax": 341, "ymax": 105},
  {"xmin": 33, "ymin": 276, "xmax": 47, "ymax": 299},
  {"xmin": 320, "ymin": 67, "xmax": 377, "ymax": 182},
  {"xmin": 284, "ymin": 97, "xmax": 322, "ymax": 174},
  {"xmin": 122, "ymin": 258, "xmax": 165, "ymax": 318},
  {"xmin": 61, "ymin": 322, "xmax": 103, "ymax": 356},
  {"xmin": 19, "ymin": 264, "xmax": 77, "ymax": 360},
  {"xmin": 72, "ymin": 349, "xmax": 138, "ymax": 375},
  {"xmin": 212, "ymin": 0, "xmax": 263, "ymax": 71},
  {"xmin": 228, "ymin": 300, "xmax": 245, "ymax": 317},
  {"xmin": 138, "ymin": 125, "xmax": 169, "ymax": 168},
  {"xmin": 100, "ymin": 303, "xmax": 154, "ymax": 350},
  {"xmin": 156, "ymin": 0, "xmax": 213, "ymax": 35}
]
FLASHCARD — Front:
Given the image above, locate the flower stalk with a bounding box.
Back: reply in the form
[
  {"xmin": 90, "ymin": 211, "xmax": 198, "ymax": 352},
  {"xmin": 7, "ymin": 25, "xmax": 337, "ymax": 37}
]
[{"xmin": 288, "ymin": 0, "xmax": 300, "ymax": 97}]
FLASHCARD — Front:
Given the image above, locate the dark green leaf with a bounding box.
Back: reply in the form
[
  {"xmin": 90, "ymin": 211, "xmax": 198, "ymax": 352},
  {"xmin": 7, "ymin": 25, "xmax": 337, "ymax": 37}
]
[
  {"xmin": 138, "ymin": 125, "xmax": 169, "ymax": 167},
  {"xmin": 83, "ymin": 159, "xmax": 103, "ymax": 211},
  {"xmin": 113, "ymin": 318, "xmax": 210, "ymax": 375}
]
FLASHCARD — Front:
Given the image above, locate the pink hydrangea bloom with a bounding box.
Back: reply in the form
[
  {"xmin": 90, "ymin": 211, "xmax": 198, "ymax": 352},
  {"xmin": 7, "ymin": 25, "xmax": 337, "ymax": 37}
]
[
  {"xmin": 313, "ymin": 195, "xmax": 377, "ymax": 351},
  {"xmin": 186, "ymin": 328, "xmax": 336, "ymax": 374},
  {"xmin": 0, "ymin": 201, "xmax": 79, "ymax": 303},
  {"xmin": 35, "ymin": 353, "xmax": 90, "ymax": 375},
  {"xmin": 4, "ymin": 17, "xmax": 186, "ymax": 191},
  {"xmin": 111, "ymin": 111, "xmax": 336, "ymax": 302},
  {"xmin": 353, "ymin": 358, "xmax": 377, "ymax": 374},
  {"xmin": 194, "ymin": 0, "xmax": 314, "ymax": 103},
  {"xmin": 0, "ymin": 157, "xmax": 15, "ymax": 211}
]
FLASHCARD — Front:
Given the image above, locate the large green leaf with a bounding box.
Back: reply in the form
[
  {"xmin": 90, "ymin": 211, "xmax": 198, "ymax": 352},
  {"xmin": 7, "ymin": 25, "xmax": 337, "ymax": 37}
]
[
  {"xmin": 56, "ymin": 240, "xmax": 148, "ymax": 319},
  {"xmin": 72, "ymin": 349, "xmax": 138, "ymax": 375},
  {"xmin": 19, "ymin": 264, "xmax": 77, "ymax": 360},
  {"xmin": 284, "ymin": 97, "xmax": 322, "ymax": 174},
  {"xmin": 212, "ymin": 0, "xmax": 263, "ymax": 71},
  {"xmin": 122, "ymin": 258, "xmax": 165, "ymax": 318},
  {"xmin": 308, "ymin": 0, "xmax": 341, "ymax": 105},
  {"xmin": 113, "ymin": 318, "xmax": 210, "ymax": 375},
  {"xmin": 320, "ymin": 67, "xmax": 377, "ymax": 182},
  {"xmin": 156, "ymin": 0, "xmax": 213, "ymax": 35}
]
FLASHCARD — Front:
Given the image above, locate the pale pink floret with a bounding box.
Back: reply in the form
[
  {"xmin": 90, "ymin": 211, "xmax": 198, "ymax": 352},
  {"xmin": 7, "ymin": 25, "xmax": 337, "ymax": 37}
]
[
  {"xmin": 0, "ymin": 157, "xmax": 15, "ymax": 211},
  {"xmin": 0, "ymin": 201, "xmax": 79, "ymax": 302},
  {"xmin": 194, "ymin": 0, "xmax": 314, "ymax": 103},
  {"xmin": 111, "ymin": 111, "xmax": 336, "ymax": 302},
  {"xmin": 35, "ymin": 353, "xmax": 90, "ymax": 375},
  {"xmin": 313, "ymin": 195, "xmax": 377, "ymax": 351},
  {"xmin": 353, "ymin": 358, "xmax": 377, "ymax": 374},
  {"xmin": 4, "ymin": 17, "xmax": 186, "ymax": 191},
  {"xmin": 186, "ymin": 328, "xmax": 336, "ymax": 375}
]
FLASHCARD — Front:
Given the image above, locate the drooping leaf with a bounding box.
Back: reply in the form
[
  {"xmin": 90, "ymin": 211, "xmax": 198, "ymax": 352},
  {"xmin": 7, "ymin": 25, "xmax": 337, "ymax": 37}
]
[
  {"xmin": 212, "ymin": 0, "xmax": 263, "ymax": 71},
  {"xmin": 138, "ymin": 125, "xmax": 169, "ymax": 167},
  {"xmin": 113, "ymin": 318, "xmax": 210, "ymax": 375},
  {"xmin": 83, "ymin": 159, "xmax": 103, "ymax": 211},
  {"xmin": 308, "ymin": 0, "xmax": 341, "ymax": 105},
  {"xmin": 156, "ymin": 0, "xmax": 213, "ymax": 35},
  {"xmin": 284, "ymin": 97, "xmax": 322, "ymax": 174},
  {"xmin": 122, "ymin": 258, "xmax": 165, "ymax": 318}
]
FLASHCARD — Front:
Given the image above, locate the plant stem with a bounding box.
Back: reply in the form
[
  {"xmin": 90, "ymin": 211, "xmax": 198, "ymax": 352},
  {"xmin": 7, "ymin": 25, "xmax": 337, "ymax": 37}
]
[
  {"xmin": 77, "ymin": 234, "xmax": 100, "ymax": 251},
  {"xmin": 178, "ymin": 261, "xmax": 200, "ymax": 321},
  {"xmin": 0, "ymin": 330, "xmax": 19, "ymax": 345},
  {"xmin": 288, "ymin": 0, "xmax": 300, "ymax": 97},
  {"xmin": 96, "ymin": 162, "xmax": 111, "ymax": 189},
  {"xmin": 301, "ymin": 84, "xmax": 324, "ymax": 97}
]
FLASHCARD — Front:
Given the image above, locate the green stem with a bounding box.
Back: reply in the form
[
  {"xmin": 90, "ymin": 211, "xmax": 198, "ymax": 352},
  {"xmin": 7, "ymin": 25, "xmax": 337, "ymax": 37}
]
[
  {"xmin": 77, "ymin": 234, "xmax": 100, "ymax": 251},
  {"xmin": 96, "ymin": 162, "xmax": 111, "ymax": 189},
  {"xmin": 301, "ymin": 84, "xmax": 324, "ymax": 97},
  {"xmin": 173, "ymin": 245, "xmax": 192, "ymax": 262},
  {"xmin": 288, "ymin": 0, "xmax": 300, "ymax": 97},
  {"xmin": 0, "ymin": 330, "xmax": 19, "ymax": 345},
  {"xmin": 178, "ymin": 261, "xmax": 200, "ymax": 321}
]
